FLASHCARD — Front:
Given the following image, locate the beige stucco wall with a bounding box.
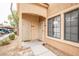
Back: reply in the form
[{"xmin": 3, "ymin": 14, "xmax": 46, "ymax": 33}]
[
  {"xmin": 46, "ymin": 38, "xmax": 79, "ymax": 55},
  {"xmin": 18, "ymin": 3, "xmax": 47, "ymax": 18},
  {"xmin": 39, "ymin": 17, "xmax": 46, "ymax": 42},
  {"xmin": 46, "ymin": 3, "xmax": 79, "ymax": 55},
  {"xmin": 48, "ymin": 3, "xmax": 78, "ymax": 17}
]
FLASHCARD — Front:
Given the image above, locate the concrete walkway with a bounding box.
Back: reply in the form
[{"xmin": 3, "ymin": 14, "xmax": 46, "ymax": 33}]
[{"xmin": 22, "ymin": 40, "xmax": 56, "ymax": 56}]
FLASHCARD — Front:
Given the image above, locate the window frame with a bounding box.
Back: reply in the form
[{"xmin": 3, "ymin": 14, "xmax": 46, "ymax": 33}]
[
  {"xmin": 64, "ymin": 8, "xmax": 79, "ymax": 43},
  {"xmin": 48, "ymin": 15, "xmax": 61, "ymax": 39}
]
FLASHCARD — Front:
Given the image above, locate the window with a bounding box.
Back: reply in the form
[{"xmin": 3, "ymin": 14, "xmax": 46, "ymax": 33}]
[
  {"xmin": 64, "ymin": 9, "xmax": 79, "ymax": 42},
  {"xmin": 48, "ymin": 15, "xmax": 61, "ymax": 38}
]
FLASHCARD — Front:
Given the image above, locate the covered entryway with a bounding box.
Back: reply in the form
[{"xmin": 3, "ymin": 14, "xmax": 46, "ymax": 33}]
[{"xmin": 22, "ymin": 13, "xmax": 46, "ymax": 42}]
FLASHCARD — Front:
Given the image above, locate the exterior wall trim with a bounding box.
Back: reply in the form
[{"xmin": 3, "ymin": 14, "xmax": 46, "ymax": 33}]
[{"xmin": 35, "ymin": 3, "xmax": 49, "ymax": 8}]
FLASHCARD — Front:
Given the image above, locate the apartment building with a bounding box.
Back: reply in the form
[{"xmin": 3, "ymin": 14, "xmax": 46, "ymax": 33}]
[{"xmin": 17, "ymin": 3, "xmax": 79, "ymax": 55}]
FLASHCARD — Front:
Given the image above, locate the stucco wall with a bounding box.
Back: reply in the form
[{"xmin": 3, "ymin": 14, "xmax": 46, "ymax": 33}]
[
  {"xmin": 46, "ymin": 3, "xmax": 79, "ymax": 55},
  {"xmin": 18, "ymin": 3, "xmax": 47, "ymax": 18},
  {"xmin": 46, "ymin": 38, "xmax": 79, "ymax": 55},
  {"xmin": 48, "ymin": 3, "xmax": 78, "ymax": 17}
]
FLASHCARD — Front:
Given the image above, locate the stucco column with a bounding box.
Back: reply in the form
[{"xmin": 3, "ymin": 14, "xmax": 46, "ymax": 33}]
[{"xmin": 17, "ymin": 11, "xmax": 23, "ymax": 48}]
